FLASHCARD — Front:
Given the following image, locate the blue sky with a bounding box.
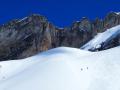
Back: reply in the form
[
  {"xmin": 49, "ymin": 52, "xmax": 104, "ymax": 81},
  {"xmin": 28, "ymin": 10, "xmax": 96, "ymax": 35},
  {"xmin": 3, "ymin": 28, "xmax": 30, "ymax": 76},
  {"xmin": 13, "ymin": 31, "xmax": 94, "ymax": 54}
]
[{"xmin": 0, "ymin": 0, "xmax": 120, "ymax": 27}]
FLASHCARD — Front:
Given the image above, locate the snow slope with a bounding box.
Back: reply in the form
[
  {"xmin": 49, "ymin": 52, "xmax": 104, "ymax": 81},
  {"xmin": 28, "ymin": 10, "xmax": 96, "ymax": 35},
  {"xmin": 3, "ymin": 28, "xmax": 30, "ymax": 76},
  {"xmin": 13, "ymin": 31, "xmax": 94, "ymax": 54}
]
[
  {"xmin": 81, "ymin": 25, "xmax": 120, "ymax": 50},
  {"xmin": 0, "ymin": 47, "xmax": 120, "ymax": 90}
]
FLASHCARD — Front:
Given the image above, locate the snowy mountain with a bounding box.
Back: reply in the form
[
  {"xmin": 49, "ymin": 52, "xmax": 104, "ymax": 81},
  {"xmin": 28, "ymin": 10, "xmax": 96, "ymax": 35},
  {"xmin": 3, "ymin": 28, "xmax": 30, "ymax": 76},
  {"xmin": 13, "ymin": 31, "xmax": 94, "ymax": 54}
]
[
  {"xmin": 0, "ymin": 47, "xmax": 120, "ymax": 90},
  {"xmin": 0, "ymin": 12, "xmax": 120, "ymax": 90},
  {"xmin": 81, "ymin": 25, "xmax": 120, "ymax": 51},
  {"xmin": 0, "ymin": 12, "xmax": 120, "ymax": 60}
]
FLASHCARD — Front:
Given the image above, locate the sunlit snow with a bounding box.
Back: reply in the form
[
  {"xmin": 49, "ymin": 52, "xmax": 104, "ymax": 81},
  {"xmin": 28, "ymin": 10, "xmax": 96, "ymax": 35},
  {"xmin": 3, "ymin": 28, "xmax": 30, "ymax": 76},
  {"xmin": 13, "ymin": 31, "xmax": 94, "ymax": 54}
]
[
  {"xmin": 81, "ymin": 25, "xmax": 120, "ymax": 50},
  {"xmin": 0, "ymin": 46, "xmax": 120, "ymax": 90}
]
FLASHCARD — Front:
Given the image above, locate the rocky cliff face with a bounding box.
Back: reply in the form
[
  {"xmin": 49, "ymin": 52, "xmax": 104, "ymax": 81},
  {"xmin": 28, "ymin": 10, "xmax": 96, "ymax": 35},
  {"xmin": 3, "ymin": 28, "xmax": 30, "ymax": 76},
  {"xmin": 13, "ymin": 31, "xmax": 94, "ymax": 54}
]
[{"xmin": 0, "ymin": 12, "xmax": 120, "ymax": 61}]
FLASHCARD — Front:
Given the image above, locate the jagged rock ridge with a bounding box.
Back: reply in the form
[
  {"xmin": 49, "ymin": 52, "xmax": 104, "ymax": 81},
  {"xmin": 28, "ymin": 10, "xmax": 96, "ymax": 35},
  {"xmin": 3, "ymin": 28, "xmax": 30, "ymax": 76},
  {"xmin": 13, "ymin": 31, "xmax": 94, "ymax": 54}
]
[{"xmin": 0, "ymin": 12, "xmax": 120, "ymax": 61}]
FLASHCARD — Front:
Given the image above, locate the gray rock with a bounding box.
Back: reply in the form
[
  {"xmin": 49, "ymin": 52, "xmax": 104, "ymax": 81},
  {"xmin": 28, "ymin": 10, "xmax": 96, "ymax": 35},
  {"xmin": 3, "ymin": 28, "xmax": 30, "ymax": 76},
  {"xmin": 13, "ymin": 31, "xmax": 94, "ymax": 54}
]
[{"xmin": 0, "ymin": 12, "xmax": 120, "ymax": 61}]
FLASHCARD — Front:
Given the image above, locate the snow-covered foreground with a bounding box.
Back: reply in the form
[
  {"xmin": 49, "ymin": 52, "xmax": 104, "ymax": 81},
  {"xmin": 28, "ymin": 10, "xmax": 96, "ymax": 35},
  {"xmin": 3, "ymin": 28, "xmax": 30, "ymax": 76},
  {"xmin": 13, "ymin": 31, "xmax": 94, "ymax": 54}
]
[
  {"xmin": 81, "ymin": 25, "xmax": 120, "ymax": 50},
  {"xmin": 0, "ymin": 47, "xmax": 120, "ymax": 90}
]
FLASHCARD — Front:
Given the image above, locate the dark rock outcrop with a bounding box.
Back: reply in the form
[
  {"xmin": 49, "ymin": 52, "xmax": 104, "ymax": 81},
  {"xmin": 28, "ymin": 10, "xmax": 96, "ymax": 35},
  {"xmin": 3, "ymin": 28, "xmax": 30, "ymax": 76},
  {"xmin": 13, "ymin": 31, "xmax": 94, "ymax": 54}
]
[{"xmin": 0, "ymin": 12, "xmax": 120, "ymax": 60}]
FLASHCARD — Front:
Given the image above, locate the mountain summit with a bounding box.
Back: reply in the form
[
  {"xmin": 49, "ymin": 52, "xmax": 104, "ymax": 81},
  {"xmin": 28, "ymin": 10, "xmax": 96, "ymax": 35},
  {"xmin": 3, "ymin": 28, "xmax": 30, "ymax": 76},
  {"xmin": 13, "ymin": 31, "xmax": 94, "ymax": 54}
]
[{"xmin": 0, "ymin": 12, "xmax": 120, "ymax": 60}]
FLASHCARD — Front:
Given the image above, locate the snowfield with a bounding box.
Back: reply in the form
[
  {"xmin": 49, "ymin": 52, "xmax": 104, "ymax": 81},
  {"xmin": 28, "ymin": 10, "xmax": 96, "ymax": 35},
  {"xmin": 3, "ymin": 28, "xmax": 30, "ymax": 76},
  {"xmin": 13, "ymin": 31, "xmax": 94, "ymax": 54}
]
[
  {"xmin": 0, "ymin": 46, "xmax": 120, "ymax": 90},
  {"xmin": 81, "ymin": 25, "xmax": 120, "ymax": 50}
]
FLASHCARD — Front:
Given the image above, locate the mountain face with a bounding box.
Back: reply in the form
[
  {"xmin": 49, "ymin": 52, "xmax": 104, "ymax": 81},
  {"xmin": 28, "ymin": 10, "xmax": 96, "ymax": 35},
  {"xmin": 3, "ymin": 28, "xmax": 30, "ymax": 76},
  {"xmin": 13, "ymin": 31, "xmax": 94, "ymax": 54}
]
[{"xmin": 0, "ymin": 12, "xmax": 120, "ymax": 60}]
